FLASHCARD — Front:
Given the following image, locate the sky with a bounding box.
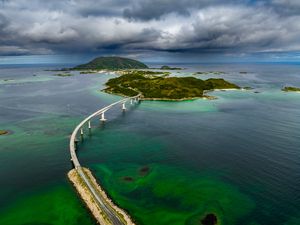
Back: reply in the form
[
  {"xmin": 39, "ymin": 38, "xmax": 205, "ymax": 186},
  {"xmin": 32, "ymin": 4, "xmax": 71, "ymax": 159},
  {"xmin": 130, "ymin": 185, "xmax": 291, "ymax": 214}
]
[{"xmin": 0, "ymin": 0, "xmax": 300, "ymax": 63}]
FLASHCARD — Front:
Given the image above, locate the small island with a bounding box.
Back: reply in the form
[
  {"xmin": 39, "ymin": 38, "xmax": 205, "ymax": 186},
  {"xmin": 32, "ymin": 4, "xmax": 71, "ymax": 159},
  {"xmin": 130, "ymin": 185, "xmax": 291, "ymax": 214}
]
[
  {"xmin": 193, "ymin": 71, "xmax": 226, "ymax": 75},
  {"xmin": 53, "ymin": 73, "xmax": 73, "ymax": 77},
  {"xmin": 2, "ymin": 79, "xmax": 14, "ymax": 82},
  {"xmin": 73, "ymin": 56, "xmax": 148, "ymax": 70},
  {"xmin": 0, "ymin": 130, "xmax": 9, "ymax": 135},
  {"xmin": 282, "ymin": 86, "xmax": 300, "ymax": 92},
  {"xmin": 160, "ymin": 65, "xmax": 182, "ymax": 70},
  {"xmin": 103, "ymin": 70, "xmax": 239, "ymax": 100}
]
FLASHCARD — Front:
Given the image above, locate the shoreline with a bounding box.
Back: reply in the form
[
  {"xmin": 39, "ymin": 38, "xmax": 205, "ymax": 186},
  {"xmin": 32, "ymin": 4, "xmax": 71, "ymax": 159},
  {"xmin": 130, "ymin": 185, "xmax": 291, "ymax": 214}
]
[
  {"xmin": 102, "ymin": 89, "xmax": 245, "ymax": 101},
  {"xmin": 141, "ymin": 95, "xmax": 218, "ymax": 101},
  {"xmin": 103, "ymin": 90, "xmax": 218, "ymax": 101},
  {"xmin": 282, "ymin": 90, "xmax": 300, "ymax": 93},
  {"xmin": 68, "ymin": 168, "xmax": 136, "ymax": 225}
]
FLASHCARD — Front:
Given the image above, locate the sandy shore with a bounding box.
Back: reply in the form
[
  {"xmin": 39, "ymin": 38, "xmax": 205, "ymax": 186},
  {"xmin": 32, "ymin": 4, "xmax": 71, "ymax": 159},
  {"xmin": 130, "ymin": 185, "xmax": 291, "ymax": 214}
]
[{"xmin": 68, "ymin": 168, "xmax": 136, "ymax": 225}]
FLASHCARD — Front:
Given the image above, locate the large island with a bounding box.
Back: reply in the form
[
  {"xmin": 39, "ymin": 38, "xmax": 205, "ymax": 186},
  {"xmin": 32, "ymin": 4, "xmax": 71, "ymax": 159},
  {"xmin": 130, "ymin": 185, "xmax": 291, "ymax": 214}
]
[
  {"xmin": 73, "ymin": 56, "xmax": 148, "ymax": 70},
  {"xmin": 104, "ymin": 70, "xmax": 240, "ymax": 100}
]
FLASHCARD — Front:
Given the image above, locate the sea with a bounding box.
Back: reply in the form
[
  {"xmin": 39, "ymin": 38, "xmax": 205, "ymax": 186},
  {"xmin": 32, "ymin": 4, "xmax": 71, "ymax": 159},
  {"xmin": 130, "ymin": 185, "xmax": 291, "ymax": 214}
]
[{"xmin": 0, "ymin": 62, "xmax": 299, "ymax": 225}]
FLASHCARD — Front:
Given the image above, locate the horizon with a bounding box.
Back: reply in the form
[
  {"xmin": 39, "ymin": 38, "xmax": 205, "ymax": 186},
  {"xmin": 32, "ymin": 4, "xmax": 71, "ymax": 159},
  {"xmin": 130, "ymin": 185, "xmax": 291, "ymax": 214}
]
[{"xmin": 1, "ymin": 54, "xmax": 300, "ymax": 65}]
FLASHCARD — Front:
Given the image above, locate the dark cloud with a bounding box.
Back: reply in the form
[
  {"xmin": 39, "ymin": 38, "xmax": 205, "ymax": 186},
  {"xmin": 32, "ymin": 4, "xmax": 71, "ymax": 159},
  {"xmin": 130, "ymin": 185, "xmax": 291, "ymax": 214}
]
[
  {"xmin": 0, "ymin": 0, "xmax": 299, "ymax": 57},
  {"xmin": 123, "ymin": 0, "xmax": 253, "ymax": 21},
  {"xmin": 123, "ymin": 0, "xmax": 195, "ymax": 21},
  {"xmin": 267, "ymin": 0, "xmax": 300, "ymax": 15}
]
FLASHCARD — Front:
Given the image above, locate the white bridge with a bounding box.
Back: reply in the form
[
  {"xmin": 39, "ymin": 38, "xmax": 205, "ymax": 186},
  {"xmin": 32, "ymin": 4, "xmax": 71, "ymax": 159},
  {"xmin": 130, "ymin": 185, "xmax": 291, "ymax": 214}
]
[{"xmin": 69, "ymin": 94, "xmax": 141, "ymax": 225}]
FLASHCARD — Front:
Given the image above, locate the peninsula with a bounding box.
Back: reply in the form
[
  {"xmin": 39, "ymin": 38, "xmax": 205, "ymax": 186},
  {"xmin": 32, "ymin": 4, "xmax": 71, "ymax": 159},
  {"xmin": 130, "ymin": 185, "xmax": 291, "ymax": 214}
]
[
  {"xmin": 103, "ymin": 70, "xmax": 240, "ymax": 100},
  {"xmin": 73, "ymin": 56, "xmax": 148, "ymax": 70}
]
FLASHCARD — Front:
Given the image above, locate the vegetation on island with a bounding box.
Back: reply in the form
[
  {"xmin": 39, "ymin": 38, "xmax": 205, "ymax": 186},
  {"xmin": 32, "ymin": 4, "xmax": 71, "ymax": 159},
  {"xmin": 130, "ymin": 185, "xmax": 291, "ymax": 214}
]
[
  {"xmin": 160, "ymin": 65, "xmax": 183, "ymax": 70},
  {"xmin": 73, "ymin": 56, "xmax": 148, "ymax": 70},
  {"xmin": 124, "ymin": 70, "xmax": 170, "ymax": 77},
  {"xmin": 193, "ymin": 71, "xmax": 226, "ymax": 75},
  {"xmin": 104, "ymin": 70, "xmax": 240, "ymax": 100},
  {"xmin": 282, "ymin": 86, "xmax": 300, "ymax": 92},
  {"xmin": 0, "ymin": 130, "xmax": 9, "ymax": 135},
  {"xmin": 79, "ymin": 71, "xmax": 98, "ymax": 74},
  {"xmin": 53, "ymin": 73, "xmax": 73, "ymax": 77}
]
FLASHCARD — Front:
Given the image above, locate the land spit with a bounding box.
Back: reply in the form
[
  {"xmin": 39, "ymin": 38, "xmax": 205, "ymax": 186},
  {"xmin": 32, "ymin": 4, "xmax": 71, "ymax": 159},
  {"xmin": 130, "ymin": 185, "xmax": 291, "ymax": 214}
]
[{"xmin": 68, "ymin": 168, "xmax": 136, "ymax": 225}]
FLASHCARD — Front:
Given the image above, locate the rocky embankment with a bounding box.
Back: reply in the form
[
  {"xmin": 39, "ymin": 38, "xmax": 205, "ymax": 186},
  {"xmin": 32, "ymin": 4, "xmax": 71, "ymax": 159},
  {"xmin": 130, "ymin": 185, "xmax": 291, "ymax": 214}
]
[{"xmin": 68, "ymin": 168, "xmax": 135, "ymax": 225}]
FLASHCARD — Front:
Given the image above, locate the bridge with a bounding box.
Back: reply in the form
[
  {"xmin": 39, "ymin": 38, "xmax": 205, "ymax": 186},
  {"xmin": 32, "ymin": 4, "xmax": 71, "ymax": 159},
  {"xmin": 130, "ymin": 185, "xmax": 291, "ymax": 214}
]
[{"xmin": 69, "ymin": 94, "xmax": 141, "ymax": 225}]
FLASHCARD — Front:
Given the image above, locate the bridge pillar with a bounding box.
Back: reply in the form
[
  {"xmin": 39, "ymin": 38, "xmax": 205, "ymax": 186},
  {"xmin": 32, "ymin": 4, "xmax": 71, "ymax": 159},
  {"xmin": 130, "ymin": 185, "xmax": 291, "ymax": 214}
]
[
  {"xmin": 130, "ymin": 99, "xmax": 133, "ymax": 105},
  {"xmin": 100, "ymin": 112, "xmax": 106, "ymax": 122},
  {"xmin": 75, "ymin": 138, "xmax": 79, "ymax": 150},
  {"xmin": 88, "ymin": 120, "xmax": 92, "ymax": 135},
  {"xmin": 122, "ymin": 102, "xmax": 126, "ymax": 111},
  {"xmin": 134, "ymin": 98, "xmax": 137, "ymax": 103},
  {"xmin": 80, "ymin": 128, "xmax": 84, "ymax": 141},
  {"xmin": 70, "ymin": 158, "xmax": 75, "ymax": 168}
]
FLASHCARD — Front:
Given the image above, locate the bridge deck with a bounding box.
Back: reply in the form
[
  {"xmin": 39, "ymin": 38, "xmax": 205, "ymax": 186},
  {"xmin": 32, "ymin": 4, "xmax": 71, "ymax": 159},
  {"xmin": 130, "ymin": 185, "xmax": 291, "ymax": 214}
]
[{"xmin": 69, "ymin": 94, "xmax": 140, "ymax": 225}]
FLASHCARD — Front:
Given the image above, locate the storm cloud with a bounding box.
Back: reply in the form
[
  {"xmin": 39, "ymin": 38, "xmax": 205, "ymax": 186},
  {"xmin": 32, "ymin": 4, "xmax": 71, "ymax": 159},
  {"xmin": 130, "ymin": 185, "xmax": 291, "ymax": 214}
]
[{"xmin": 0, "ymin": 0, "xmax": 300, "ymax": 57}]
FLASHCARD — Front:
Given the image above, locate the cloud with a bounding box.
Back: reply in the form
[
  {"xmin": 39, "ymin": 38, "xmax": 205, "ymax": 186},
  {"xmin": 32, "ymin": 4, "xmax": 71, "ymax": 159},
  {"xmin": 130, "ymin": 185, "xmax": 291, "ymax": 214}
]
[{"xmin": 0, "ymin": 0, "xmax": 299, "ymax": 57}]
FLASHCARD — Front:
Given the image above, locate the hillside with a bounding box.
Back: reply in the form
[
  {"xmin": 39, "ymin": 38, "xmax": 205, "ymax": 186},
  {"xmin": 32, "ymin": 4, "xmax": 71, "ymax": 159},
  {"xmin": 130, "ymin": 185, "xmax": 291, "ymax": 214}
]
[
  {"xmin": 104, "ymin": 71, "xmax": 240, "ymax": 100},
  {"xmin": 73, "ymin": 56, "xmax": 148, "ymax": 70}
]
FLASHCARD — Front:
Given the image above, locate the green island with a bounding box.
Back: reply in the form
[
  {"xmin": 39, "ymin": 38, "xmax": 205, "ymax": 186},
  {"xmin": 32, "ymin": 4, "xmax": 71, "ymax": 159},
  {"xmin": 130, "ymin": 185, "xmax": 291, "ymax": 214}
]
[
  {"xmin": 193, "ymin": 71, "xmax": 226, "ymax": 75},
  {"xmin": 160, "ymin": 65, "xmax": 183, "ymax": 70},
  {"xmin": 103, "ymin": 70, "xmax": 240, "ymax": 100},
  {"xmin": 282, "ymin": 86, "xmax": 300, "ymax": 92},
  {"xmin": 79, "ymin": 71, "xmax": 98, "ymax": 74},
  {"xmin": 0, "ymin": 130, "xmax": 9, "ymax": 135},
  {"xmin": 73, "ymin": 56, "xmax": 148, "ymax": 70},
  {"xmin": 53, "ymin": 73, "xmax": 73, "ymax": 77}
]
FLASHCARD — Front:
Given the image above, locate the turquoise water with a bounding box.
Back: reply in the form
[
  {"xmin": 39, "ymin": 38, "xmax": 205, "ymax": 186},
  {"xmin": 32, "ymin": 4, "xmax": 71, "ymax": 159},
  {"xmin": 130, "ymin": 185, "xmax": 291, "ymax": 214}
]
[{"xmin": 0, "ymin": 63, "xmax": 300, "ymax": 225}]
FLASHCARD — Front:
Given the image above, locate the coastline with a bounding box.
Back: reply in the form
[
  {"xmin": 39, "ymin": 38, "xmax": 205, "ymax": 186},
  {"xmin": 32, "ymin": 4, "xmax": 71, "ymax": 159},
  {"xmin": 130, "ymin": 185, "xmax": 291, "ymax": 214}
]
[
  {"xmin": 68, "ymin": 168, "xmax": 136, "ymax": 225},
  {"xmin": 102, "ymin": 89, "xmax": 242, "ymax": 101},
  {"xmin": 103, "ymin": 90, "xmax": 218, "ymax": 101},
  {"xmin": 141, "ymin": 95, "xmax": 217, "ymax": 101},
  {"xmin": 282, "ymin": 90, "xmax": 300, "ymax": 93}
]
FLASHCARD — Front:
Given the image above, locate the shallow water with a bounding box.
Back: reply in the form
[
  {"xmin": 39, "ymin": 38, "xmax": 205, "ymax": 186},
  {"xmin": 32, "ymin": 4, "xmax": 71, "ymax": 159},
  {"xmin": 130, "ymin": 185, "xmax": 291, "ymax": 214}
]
[{"xmin": 0, "ymin": 63, "xmax": 300, "ymax": 225}]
